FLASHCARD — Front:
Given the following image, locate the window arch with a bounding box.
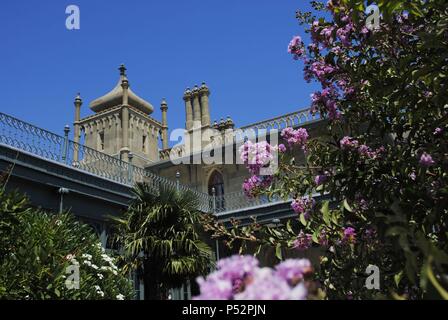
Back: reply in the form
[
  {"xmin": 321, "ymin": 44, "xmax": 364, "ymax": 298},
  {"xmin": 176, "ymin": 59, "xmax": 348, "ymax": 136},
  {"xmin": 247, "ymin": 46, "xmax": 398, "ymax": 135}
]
[{"xmin": 208, "ymin": 170, "xmax": 225, "ymax": 211}]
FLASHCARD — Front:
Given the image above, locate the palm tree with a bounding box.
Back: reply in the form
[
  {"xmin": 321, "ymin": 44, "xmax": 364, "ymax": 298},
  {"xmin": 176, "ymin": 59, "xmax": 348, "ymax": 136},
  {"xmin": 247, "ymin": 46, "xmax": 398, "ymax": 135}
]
[{"xmin": 114, "ymin": 182, "xmax": 213, "ymax": 300}]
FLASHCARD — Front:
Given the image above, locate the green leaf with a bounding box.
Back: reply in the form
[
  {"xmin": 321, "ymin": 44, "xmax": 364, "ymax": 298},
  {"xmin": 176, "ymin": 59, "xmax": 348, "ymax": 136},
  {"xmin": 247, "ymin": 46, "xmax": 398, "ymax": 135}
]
[
  {"xmin": 331, "ymin": 211, "xmax": 340, "ymax": 225},
  {"xmin": 343, "ymin": 199, "xmax": 353, "ymax": 213},
  {"xmin": 321, "ymin": 201, "xmax": 331, "ymax": 226},
  {"xmin": 275, "ymin": 243, "xmax": 283, "ymax": 261},
  {"xmin": 299, "ymin": 213, "xmax": 307, "ymax": 226},
  {"xmin": 286, "ymin": 220, "xmax": 294, "ymax": 234},
  {"xmin": 312, "ymin": 230, "xmax": 319, "ymax": 244},
  {"xmin": 426, "ymin": 257, "xmax": 448, "ymax": 300},
  {"xmin": 394, "ymin": 271, "xmax": 403, "ymax": 287}
]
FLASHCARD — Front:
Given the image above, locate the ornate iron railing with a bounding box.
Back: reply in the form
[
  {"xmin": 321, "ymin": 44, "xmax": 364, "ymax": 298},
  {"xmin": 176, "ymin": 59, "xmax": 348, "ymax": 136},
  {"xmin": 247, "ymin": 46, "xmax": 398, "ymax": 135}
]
[
  {"xmin": 212, "ymin": 191, "xmax": 286, "ymax": 215},
  {"xmin": 0, "ymin": 112, "xmax": 214, "ymax": 212},
  {"xmin": 240, "ymin": 108, "xmax": 320, "ymax": 132},
  {"xmin": 0, "ymin": 111, "xmax": 320, "ymax": 215},
  {"xmin": 0, "ymin": 113, "xmax": 66, "ymax": 162}
]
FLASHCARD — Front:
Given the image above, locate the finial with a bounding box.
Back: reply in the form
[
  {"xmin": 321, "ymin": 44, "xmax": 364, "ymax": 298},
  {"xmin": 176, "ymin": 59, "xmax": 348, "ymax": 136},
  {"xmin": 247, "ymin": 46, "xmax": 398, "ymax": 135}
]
[
  {"xmin": 74, "ymin": 92, "xmax": 82, "ymax": 102},
  {"xmin": 64, "ymin": 125, "xmax": 70, "ymax": 134},
  {"xmin": 161, "ymin": 98, "xmax": 168, "ymax": 109},
  {"xmin": 183, "ymin": 88, "xmax": 192, "ymax": 100},
  {"xmin": 193, "ymin": 84, "xmax": 199, "ymax": 92},
  {"xmin": 119, "ymin": 64, "xmax": 127, "ymax": 76},
  {"xmin": 74, "ymin": 93, "xmax": 82, "ymax": 107},
  {"xmin": 199, "ymin": 82, "xmax": 210, "ymax": 95}
]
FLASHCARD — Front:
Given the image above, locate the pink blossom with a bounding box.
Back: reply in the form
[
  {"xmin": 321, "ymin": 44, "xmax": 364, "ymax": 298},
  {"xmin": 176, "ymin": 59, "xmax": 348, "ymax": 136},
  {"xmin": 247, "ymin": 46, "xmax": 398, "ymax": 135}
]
[
  {"xmin": 340, "ymin": 136, "xmax": 359, "ymax": 150},
  {"xmin": 239, "ymin": 141, "xmax": 274, "ymax": 175},
  {"xmin": 278, "ymin": 144, "xmax": 287, "ymax": 153},
  {"xmin": 310, "ymin": 87, "xmax": 341, "ymax": 120},
  {"xmin": 275, "ymin": 259, "xmax": 312, "ymax": 284},
  {"xmin": 293, "ymin": 231, "xmax": 313, "ymax": 251},
  {"xmin": 419, "ymin": 152, "xmax": 435, "ymax": 167},
  {"xmin": 318, "ymin": 229, "xmax": 329, "ymax": 246},
  {"xmin": 195, "ymin": 256, "xmax": 311, "ymax": 300},
  {"xmin": 288, "ymin": 36, "xmax": 305, "ymax": 60},
  {"xmin": 314, "ymin": 174, "xmax": 328, "ymax": 186},
  {"xmin": 342, "ymin": 227, "xmax": 356, "ymax": 244},
  {"xmin": 281, "ymin": 127, "xmax": 309, "ymax": 148},
  {"xmin": 291, "ymin": 196, "xmax": 315, "ymax": 219},
  {"xmin": 242, "ymin": 175, "xmax": 273, "ymax": 198}
]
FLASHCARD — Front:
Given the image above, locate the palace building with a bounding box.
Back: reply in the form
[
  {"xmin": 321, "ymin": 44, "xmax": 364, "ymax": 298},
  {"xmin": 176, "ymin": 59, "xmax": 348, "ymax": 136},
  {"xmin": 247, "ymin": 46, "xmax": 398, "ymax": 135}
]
[{"xmin": 71, "ymin": 65, "xmax": 323, "ymax": 204}]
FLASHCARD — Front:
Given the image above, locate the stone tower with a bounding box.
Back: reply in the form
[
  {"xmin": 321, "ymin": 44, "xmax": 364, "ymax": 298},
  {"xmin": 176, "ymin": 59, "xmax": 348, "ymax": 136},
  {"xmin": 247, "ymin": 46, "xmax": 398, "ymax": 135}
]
[
  {"xmin": 73, "ymin": 65, "xmax": 166, "ymax": 167},
  {"xmin": 182, "ymin": 82, "xmax": 213, "ymax": 154}
]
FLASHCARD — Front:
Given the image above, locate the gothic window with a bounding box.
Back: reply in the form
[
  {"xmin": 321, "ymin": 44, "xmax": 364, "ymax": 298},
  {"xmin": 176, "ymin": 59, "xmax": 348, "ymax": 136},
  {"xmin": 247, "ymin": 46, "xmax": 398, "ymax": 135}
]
[
  {"xmin": 98, "ymin": 131, "xmax": 105, "ymax": 151},
  {"xmin": 142, "ymin": 135, "xmax": 147, "ymax": 153},
  {"xmin": 208, "ymin": 171, "xmax": 225, "ymax": 211}
]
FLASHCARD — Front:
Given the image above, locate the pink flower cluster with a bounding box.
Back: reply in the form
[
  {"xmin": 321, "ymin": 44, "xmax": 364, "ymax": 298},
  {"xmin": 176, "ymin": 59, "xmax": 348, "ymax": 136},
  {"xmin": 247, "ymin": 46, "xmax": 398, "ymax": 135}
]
[
  {"xmin": 305, "ymin": 59, "xmax": 337, "ymax": 84},
  {"xmin": 341, "ymin": 227, "xmax": 356, "ymax": 244},
  {"xmin": 281, "ymin": 127, "xmax": 309, "ymax": 149},
  {"xmin": 336, "ymin": 21, "xmax": 354, "ymax": 47},
  {"xmin": 314, "ymin": 173, "xmax": 328, "ymax": 186},
  {"xmin": 239, "ymin": 141, "xmax": 274, "ymax": 175},
  {"xmin": 318, "ymin": 229, "xmax": 329, "ymax": 246},
  {"xmin": 311, "ymin": 88, "xmax": 341, "ymax": 120},
  {"xmin": 419, "ymin": 152, "xmax": 435, "ymax": 167},
  {"xmin": 340, "ymin": 136, "xmax": 359, "ymax": 150},
  {"xmin": 242, "ymin": 175, "xmax": 273, "ymax": 198},
  {"xmin": 194, "ymin": 255, "xmax": 311, "ymax": 300},
  {"xmin": 288, "ymin": 36, "xmax": 305, "ymax": 60},
  {"xmin": 291, "ymin": 196, "xmax": 315, "ymax": 220},
  {"xmin": 357, "ymin": 144, "xmax": 382, "ymax": 159},
  {"xmin": 293, "ymin": 230, "xmax": 313, "ymax": 251},
  {"xmin": 340, "ymin": 137, "xmax": 384, "ymax": 159}
]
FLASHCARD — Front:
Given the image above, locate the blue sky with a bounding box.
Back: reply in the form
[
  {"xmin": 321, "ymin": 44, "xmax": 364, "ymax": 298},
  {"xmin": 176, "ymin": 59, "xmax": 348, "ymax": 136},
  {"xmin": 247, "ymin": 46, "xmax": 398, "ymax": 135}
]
[{"xmin": 0, "ymin": 0, "xmax": 319, "ymax": 139}]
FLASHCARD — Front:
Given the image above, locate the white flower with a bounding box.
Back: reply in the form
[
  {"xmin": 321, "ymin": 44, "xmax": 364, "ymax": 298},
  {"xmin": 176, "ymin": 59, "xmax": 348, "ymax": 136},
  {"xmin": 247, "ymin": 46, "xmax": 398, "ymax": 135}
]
[
  {"xmin": 97, "ymin": 290, "xmax": 105, "ymax": 297},
  {"xmin": 81, "ymin": 253, "xmax": 92, "ymax": 260},
  {"xmin": 116, "ymin": 294, "xmax": 125, "ymax": 300},
  {"xmin": 94, "ymin": 285, "xmax": 101, "ymax": 291},
  {"xmin": 101, "ymin": 254, "xmax": 114, "ymax": 264},
  {"xmin": 83, "ymin": 260, "xmax": 92, "ymax": 267},
  {"xmin": 97, "ymin": 273, "xmax": 104, "ymax": 280},
  {"xmin": 110, "ymin": 263, "xmax": 118, "ymax": 270},
  {"xmin": 96, "ymin": 242, "xmax": 106, "ymax": 253},
  {"xmin": 55, "ymin": 220, "xmax": 62, "ymax": 226},
  {"xmin": 65, "ymin": 254, "xmax": 75, "ymax": 261},
  {"xmin": 91, "ymin": 264, "xmax": 99, "ymax": 270}
]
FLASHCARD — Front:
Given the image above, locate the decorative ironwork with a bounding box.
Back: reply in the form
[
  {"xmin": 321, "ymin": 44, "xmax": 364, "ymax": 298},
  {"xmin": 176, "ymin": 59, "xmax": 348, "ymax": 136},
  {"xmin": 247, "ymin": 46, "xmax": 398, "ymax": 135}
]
[
  {"xmin": 0, "ymin": 111, "xmax": 321, "ymax": 215},
  {"xmin": 240, "ymin": 108, "xmax": 320, "ymax": 133},
  {"xmin": 213, "ymin": 191, "xmax": 286, "ymax": 215}
]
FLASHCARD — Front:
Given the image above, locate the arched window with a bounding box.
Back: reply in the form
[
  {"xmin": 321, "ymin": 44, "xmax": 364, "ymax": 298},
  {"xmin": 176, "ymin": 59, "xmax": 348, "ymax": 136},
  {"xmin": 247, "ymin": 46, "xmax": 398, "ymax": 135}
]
[{"xmin": 208, "ymin": 171, "xmax": 225, "ymax": 211}]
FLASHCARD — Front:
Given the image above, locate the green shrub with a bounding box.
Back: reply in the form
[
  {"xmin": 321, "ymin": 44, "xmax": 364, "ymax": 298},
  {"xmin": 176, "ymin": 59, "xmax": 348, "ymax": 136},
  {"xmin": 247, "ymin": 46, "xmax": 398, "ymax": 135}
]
[{"xmin": 0, "ymin": 189, "xmax": 133, "ymax": 300}]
